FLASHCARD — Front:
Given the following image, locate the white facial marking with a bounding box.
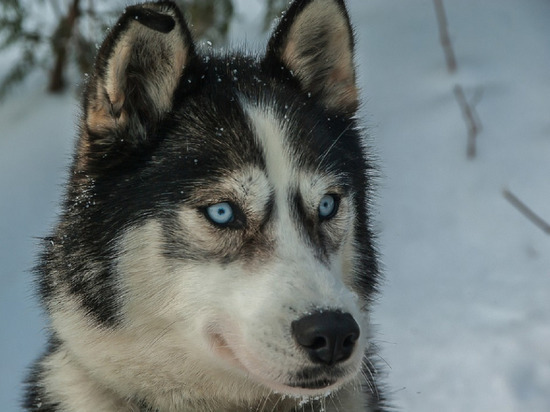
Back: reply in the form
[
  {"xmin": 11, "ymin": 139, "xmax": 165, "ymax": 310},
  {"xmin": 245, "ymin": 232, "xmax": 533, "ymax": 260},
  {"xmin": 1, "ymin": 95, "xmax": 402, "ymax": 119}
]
[
  {"xmin": 241, "ymin": 102, "xmax": 294, "ymax": 203},
  {"xmin": 226, "ymin": 100, "xmax": 368, "ymax": 392}
]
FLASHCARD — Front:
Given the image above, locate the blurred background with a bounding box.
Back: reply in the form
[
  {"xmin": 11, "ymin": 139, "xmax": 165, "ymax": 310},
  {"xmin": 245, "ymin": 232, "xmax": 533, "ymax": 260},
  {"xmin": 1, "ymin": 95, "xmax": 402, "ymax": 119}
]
[{"xmin": 1, "ymin": 0, "xmax": 549, "ymax": 410}]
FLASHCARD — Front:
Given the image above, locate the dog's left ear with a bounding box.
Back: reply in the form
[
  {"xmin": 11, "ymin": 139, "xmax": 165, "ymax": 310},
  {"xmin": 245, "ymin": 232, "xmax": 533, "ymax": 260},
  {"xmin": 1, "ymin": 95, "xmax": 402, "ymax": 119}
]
[{"xmin": 264, "ymin": 0, "xmax": 358, "ymax": 114}]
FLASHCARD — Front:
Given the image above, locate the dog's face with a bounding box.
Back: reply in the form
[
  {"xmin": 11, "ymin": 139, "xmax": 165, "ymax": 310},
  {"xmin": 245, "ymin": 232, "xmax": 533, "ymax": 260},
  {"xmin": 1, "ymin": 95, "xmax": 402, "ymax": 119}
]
[
  {"xmin": 112, "ymin": 99, "xmax": 369, "ymax": 395},
  {"xmin": 50, "ymin": 0, "xmax": 379, "ymax": 407}
]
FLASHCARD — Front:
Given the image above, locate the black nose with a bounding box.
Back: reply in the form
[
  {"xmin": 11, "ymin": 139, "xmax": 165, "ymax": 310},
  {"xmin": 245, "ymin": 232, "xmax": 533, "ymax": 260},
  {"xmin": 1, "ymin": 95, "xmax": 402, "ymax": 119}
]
[{"xmin": 291, "ymin": 311, "xmax": 360, "ymax": 366}]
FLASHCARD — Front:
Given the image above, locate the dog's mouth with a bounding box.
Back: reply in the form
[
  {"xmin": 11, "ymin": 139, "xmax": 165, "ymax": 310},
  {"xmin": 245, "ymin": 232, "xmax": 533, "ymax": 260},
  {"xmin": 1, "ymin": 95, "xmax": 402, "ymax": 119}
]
[
  {"xmin": 206, "ymin": 327, "xmax": 354, "ymax": 395},
  {"xmin": 286, "ymin": 377, "xmax": 336, "ymax": 390},
  {"xmin": 285, "ymin": 365, "xmax": 346, "ymax": 390}
]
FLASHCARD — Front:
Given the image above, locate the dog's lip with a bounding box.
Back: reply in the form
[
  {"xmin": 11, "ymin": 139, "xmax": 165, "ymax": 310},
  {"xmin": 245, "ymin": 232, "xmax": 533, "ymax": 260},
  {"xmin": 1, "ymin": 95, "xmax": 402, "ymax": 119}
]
[
  {"xmin": 286, "ymin": 378, "xmax": 337, "ymax": 390},
  {"xmin": 286, "ymin": 366, "xmax": 344, "ymax": 390}
]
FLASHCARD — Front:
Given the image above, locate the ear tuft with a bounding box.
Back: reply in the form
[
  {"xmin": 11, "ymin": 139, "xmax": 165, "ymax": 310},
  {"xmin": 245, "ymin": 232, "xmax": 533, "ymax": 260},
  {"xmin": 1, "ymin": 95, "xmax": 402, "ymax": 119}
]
[
  {"xmin": 82, "ymin": 1, "xmax": 194, "ymax": 165},
  {"xmin": 127, "ymin": 7, "xmax": 176, "ymax": 33},
  {"xmin": 265, "ymin": 0, "xmax": 358, "ymax": 114}
]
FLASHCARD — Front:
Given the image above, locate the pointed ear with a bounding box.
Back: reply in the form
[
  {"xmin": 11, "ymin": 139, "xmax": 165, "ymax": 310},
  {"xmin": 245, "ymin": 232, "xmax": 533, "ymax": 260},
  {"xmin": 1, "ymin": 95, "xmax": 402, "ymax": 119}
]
[
  {"xmin": 265, "ymin": 0, "xmax": 358, "ymax": 114},
  {"xmin": 82, "ymin": 1, "xmax": 194, "ymax": 166}
]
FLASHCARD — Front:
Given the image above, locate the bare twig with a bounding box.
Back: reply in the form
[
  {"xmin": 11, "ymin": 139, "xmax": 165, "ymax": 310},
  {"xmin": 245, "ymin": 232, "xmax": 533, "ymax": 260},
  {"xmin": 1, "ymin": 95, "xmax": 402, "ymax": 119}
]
[
  {"xmin": 503, "ymin": 189, "xmax": 550, "ymax": 235},
  {"xmin": 48, "ymin": 0, "xmax": 81, "ymax": 93},
  {"xmin": 433, "ymin": 0, "xmax": 457, "ymax": 73},
  {"xmin": 454, "ymin": 85, "xmax": 481, "ymax": 159}
]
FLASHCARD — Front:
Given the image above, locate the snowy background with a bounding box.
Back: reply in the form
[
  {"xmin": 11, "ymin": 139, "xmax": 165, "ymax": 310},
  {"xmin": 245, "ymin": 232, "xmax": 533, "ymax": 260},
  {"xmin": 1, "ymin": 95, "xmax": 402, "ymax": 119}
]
[{"xmin": 1, "ymin": 0, "xmax": 550, "ymax": 410}]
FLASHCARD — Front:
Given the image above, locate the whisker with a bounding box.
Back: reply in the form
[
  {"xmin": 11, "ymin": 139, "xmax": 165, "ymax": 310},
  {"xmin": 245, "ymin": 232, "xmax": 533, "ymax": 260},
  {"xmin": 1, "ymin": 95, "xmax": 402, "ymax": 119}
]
[
  {"xmin": 361, "ymin": 358, "xmax": 380, "ymax": 400},
  {"xmin": 255, "ymin": 387, "xmax": 271, "ymax": 412},
  {"xmin": 267, "ymin": 393, "xmax": 283, "ymax": 412},
  {"xmin": 316, "ymin": 122, "xmax": 353, "ymax": 172},
  {"xmin": 328, "ymin": 391, "xmax": 342, "ymax": 412},
  {"xmin": 374, "ymin": 351, "xmax": 392, "ymax": 370}
]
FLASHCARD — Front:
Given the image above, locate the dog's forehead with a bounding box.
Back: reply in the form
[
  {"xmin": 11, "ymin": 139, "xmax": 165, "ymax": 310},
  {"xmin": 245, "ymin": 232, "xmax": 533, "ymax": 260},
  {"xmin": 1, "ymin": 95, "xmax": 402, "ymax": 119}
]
[
  {"xmin": 241, "ymin": 101, "xmax": 293, "ymax": 191},
  {"xmin": 168, "ymin": 67, "xmax": 352, "ymax": 196},
  {"xmin": 241, "ymin": 95, "xmax": 355, "ymax": 194}
]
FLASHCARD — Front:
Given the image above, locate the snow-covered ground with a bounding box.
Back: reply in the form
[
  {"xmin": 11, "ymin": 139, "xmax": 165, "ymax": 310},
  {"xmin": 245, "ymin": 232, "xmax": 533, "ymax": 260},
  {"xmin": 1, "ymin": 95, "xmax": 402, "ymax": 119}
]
[
  {"xmin": 1, "ymin": 1, "xmax": 549, "ymax": 410},
  {"xmin": 354, "ymin": 1, "xmax": 550, "ymax": 410}
]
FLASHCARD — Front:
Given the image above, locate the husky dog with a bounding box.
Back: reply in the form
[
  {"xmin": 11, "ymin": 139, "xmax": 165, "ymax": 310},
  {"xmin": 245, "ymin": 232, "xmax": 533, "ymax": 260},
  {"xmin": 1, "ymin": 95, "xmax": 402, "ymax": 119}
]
[{"xmin": 24, "ymin": 0, "xmax": 386, "ymax": 410}]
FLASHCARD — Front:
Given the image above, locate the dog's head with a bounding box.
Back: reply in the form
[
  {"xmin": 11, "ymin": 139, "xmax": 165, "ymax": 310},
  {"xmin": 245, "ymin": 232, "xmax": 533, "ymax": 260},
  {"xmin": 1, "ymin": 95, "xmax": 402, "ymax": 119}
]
[{"xmin": 52, "ymin": 0, "xmax": 379, "ymax": 407}]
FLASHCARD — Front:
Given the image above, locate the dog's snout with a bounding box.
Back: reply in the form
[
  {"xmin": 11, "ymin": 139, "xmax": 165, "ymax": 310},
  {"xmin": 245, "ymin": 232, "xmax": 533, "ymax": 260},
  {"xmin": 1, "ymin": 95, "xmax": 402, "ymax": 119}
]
[{"xmin": 291, "ymin": 311, "xmax": 360, "ymax": 366}]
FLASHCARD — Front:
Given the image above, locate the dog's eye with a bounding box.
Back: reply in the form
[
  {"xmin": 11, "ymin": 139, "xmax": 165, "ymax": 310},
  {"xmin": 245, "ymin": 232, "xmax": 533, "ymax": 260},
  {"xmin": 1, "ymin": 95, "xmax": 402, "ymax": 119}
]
[
  {"xmin": 318, "ymin": 194, "xmax": 339, "ymax": 220},
  {"xmin": 206, "ymin": 202, "xmax": 235, "ymax": 226}
]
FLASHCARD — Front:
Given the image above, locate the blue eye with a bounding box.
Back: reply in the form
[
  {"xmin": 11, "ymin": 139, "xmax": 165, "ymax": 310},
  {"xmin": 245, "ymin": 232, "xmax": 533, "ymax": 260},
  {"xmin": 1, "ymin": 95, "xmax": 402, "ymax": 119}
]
[
  {"xmin": 318, "ymin": 194, "xmax": 339, "ymax": 220},
  {"xmin": 206, "ymin": 202, "xmax": 234, "ymax": 226}
]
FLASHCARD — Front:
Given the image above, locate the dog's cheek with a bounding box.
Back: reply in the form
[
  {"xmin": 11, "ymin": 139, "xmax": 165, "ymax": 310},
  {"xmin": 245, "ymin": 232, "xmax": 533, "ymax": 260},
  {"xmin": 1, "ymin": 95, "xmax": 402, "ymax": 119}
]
[
  {"xmin": 206, "ymin": 268, "xmax": 301, "ymax": 376},
  {"xmin": 115, "ymin": 220, "xmax": 212, "ymax": 328}
]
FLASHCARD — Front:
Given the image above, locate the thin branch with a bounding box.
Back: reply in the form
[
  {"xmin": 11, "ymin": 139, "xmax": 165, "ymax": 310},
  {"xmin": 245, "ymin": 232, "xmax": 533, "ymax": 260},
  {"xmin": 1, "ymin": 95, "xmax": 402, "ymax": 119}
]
[
  {"xmin": 470, "ymin": 86, "xmax": 484, "ymax": 131},
  {"xmin": 503, "ymin": 189, "xmax": 550, "ymax": 235},
  {"xmin": 454, "ymin": 85, "xmax": 481, "ymax": 159},
  {"xmin": 433, "ymin": 0, "xmax": 457, "ymax": 73},
  {"xmin": 48, "ymin": 0, "xmax": 81, "ymax": 93}
]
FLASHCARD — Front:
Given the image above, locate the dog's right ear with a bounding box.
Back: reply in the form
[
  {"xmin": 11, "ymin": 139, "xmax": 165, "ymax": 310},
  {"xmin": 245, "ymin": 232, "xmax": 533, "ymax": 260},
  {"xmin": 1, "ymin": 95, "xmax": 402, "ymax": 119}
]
[
  {"xmin": 81, "ymin": 1, "xmax": 194, "ymax": 169},
  {"xmin": 264, "ymin": 0, "xmax": 358, "ymax": 115}
]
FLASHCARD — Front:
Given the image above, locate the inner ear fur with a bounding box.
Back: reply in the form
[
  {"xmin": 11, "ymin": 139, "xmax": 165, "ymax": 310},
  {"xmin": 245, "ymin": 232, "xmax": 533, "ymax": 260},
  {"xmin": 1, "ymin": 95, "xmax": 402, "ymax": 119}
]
[
  {"xmin": 266, "ymin": 0, "xmax": 358, "ymax": 114},
  {"xmin": 84, "ymin": 1, "xmax": 194, "ymax": 149}
]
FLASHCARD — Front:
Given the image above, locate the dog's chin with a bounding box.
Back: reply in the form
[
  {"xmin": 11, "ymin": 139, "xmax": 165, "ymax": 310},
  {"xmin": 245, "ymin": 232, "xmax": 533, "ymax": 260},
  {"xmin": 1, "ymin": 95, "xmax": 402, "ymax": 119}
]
[{"xmin": 206, "ymin": 330, "xmax": 355, "ymax": 398}]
